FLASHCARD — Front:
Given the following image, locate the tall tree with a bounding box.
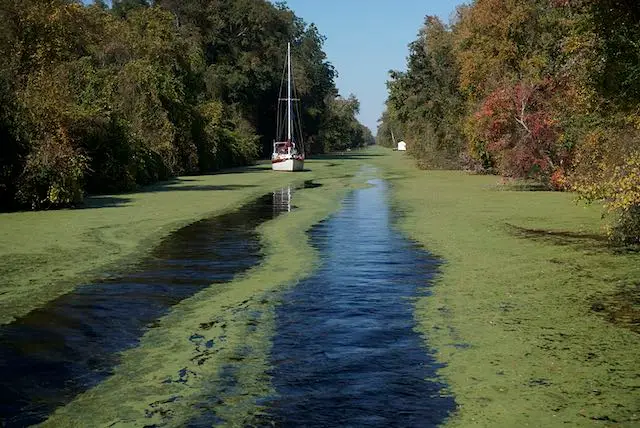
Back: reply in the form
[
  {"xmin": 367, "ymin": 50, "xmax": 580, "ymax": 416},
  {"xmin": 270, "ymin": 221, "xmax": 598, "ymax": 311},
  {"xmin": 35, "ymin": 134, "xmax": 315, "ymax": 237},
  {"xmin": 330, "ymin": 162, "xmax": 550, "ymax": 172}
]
[
  {"xmin": 383, "ymin": 16, "xmax": 465, "ymax": 168},
  {"xmin": 0, "ymin": 0, "xmax": 366, "ymax": 210}
]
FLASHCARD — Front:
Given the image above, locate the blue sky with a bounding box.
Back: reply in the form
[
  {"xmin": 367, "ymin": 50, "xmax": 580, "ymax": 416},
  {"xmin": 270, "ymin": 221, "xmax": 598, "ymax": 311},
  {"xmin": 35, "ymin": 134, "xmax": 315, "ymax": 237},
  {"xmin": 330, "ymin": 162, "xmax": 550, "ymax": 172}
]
[{"xmin": 280, "ymin": 0, "xmax": 464, "ymax": 132}]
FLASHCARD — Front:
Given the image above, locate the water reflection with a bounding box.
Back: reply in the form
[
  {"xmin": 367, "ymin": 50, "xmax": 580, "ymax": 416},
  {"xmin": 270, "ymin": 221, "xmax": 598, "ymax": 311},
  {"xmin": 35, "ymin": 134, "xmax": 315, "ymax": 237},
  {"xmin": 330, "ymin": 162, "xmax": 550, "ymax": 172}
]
[{"xmin": 273, "ymin": 186, "xmax": 292, "ymax": 214}]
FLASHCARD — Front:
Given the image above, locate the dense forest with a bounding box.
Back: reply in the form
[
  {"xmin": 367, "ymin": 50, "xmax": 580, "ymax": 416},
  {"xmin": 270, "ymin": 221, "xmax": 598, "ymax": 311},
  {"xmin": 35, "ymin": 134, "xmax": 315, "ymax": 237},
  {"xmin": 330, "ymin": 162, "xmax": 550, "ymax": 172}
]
[
  {"xmin": 0, "ymin": 0, "xmax": 373, "ymax": 210},
  {"xmin": 378, "ymin": 0, "xmax": 640, "ymax": 244}
]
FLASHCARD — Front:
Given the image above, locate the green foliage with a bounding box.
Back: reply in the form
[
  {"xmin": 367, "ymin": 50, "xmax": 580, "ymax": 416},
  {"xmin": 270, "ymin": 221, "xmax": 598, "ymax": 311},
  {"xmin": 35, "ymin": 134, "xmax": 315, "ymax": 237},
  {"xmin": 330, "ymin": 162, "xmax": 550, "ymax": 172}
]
[
  {"xmin": 0, "ymin": 0, "xmax": 368, "ymax": 210},
  {"xmin": 586, "ymin": 0, "xmax": 640, "ymax": 109},
  {"xmin": 379, "ymin": 16, "xmax": 465, "ymax": 168},
  {"xmin": 559, "ymin": 0, "xmax": 640, "ymax": 243},
  {"xmin": 569, "ymin": 123, "xmax": 640, "ymax": 243},
  {"xmin": 194, "ymin": 101, "xmax": 259, "ymax": 170},
  {"xmin": 319, "ymin": 94, "xmax": 370, "ymax": 152},
  {"xmin": 16, "ymin": 130, "xmax": 88, "ymax": 209},
  {"xmin": 112, "ymin": 0, "xmax": 148, "ymax": 18},
  {"xmin": 608, "ymin": 206, "xmax": 640, "ymax": 246}
]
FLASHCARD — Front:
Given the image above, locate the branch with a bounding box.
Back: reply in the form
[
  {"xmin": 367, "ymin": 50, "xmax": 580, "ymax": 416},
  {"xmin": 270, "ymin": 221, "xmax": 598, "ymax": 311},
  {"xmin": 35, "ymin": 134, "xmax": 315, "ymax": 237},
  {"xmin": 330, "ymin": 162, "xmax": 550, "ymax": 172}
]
[
  {"xmin": 515, "ymin": 91, "xmax": 531, "ymax": 134},
  {"xmin": 514, "ymin": 116, "xmax": 531, "ymax": 134}
]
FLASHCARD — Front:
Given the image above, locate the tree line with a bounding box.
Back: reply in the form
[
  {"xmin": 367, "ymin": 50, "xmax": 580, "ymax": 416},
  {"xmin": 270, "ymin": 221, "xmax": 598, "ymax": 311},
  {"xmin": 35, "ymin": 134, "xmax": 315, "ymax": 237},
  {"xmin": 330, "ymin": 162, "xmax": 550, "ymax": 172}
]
[
  {"xmin": 0, "ymin": 0, "xmax": 372, "ymax": 210},
  {"xmin": 378, "ymin": 0, "xmax": 640, "ymax": 244}
]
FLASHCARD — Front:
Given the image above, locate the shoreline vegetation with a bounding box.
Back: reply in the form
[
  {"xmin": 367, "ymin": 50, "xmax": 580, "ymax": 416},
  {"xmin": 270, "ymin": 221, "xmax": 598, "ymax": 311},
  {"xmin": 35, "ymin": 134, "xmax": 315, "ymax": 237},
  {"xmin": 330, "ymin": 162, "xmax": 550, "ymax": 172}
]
[
  {"xmin": 377, "ymin": 1, "xmax": 640, "ymax": 246},
  {"xmin": 0, "ymin": 0, "xmax": 373, "ymax": 211},
  {"xmin": 2, "ymin": 147, "xmax": 638, "ymax": 426}
]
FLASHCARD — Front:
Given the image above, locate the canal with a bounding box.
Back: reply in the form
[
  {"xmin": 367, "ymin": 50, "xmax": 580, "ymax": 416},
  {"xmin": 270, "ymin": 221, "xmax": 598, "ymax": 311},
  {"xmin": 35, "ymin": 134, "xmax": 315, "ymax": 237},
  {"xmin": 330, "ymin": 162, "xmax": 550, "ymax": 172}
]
[
  {"xmin": 260, "ymin": 178, "xmax": 455, "ymax": 426},
  {"xmin": 0, "ymin": 177, "xmax": 455, "ymax": 427}
]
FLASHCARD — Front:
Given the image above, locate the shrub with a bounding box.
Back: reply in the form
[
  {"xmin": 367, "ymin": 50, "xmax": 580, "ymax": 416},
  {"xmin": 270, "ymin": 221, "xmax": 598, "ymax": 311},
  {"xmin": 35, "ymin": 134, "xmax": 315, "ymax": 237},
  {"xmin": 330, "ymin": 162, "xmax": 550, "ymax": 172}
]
[
  {"xmin": 570, "ymin": 125, "xmax": 640, "ymax": 244},
  {"xmin": 17, "ymin": 129, "xmax": 88, "ymax": 209},
  {"xmin": 473, "ymin": 82, "xmax": 564, "ymax": 184},
  {"xmin": 608, "ymin": 206, "xmax": 640, "ymax": 246}
]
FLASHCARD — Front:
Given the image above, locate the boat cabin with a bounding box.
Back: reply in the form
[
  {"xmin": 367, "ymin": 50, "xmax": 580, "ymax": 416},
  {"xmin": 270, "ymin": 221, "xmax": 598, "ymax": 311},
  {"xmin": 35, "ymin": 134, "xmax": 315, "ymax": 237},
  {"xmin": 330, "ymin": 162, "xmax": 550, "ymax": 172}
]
[{"xmin": 273, "ymin": 141, "xmax": 297, "ymax": 155}]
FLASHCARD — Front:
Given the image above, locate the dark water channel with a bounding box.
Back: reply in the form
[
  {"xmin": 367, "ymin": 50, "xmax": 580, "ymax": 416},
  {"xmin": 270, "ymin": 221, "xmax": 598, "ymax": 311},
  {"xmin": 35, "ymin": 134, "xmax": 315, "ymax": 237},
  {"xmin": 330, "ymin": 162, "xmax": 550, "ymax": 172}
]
[
  {"xmin": 262, "ymin": 179, "xmax": 455, "ymax": 427},
  {"xmin": 0, "ymin": 185, "xmax": 299, "ymax": 427}
]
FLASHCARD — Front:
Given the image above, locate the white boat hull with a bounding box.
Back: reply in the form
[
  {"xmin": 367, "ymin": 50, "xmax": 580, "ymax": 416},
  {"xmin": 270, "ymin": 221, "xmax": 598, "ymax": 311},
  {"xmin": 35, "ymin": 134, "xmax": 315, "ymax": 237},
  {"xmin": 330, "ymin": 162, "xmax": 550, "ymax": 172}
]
[{"xmin": 272, "ymin": 158, "xmax": 304, "ymax": 171}]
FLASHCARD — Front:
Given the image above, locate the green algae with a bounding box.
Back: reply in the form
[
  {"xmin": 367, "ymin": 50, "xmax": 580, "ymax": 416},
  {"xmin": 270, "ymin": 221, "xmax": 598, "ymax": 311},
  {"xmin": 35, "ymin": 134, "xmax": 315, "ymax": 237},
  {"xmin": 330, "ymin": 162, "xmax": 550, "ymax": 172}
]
[
  {"xmin": 367, "ymin": 148, "xmax": 640, "ymax": 427},
  {"xmin": 0, "ymin": 160, "xmax": 362, "ymax": 326},
  {"xmin": 13, "ymin": 147, "xmax": 640, "ymax": 427},
  {"xmin": 40, "ymin": 170, "xmax": 363, "ymax": 427}
]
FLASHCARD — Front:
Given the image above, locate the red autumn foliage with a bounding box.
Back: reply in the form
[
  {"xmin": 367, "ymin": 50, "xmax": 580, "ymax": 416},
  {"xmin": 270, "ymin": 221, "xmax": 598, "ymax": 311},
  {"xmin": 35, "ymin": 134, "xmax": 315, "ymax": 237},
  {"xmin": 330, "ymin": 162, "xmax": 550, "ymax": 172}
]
[{"xmin": 475, "ymin": 81, "xmax": 564, "ymax": 183}]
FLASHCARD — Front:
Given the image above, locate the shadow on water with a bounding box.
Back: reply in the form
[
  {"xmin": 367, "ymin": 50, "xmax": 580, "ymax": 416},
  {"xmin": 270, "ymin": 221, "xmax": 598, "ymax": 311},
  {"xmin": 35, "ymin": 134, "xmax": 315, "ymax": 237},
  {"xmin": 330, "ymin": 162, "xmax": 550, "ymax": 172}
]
[
  {"xmin": 194, "ymin": 165, "xmax": 270, "ymax": 175},
  {"xmin": 256, "ymin": 179, "xmax": 456, "ymax": 427},
  {"xmin": 505, "ymin": 223, "xmax": 615, "ymax": 254},
  {"xmin": 77, "ymin": 195, "xmax": 133, "ymax": 209},
  {"xmin": 0, "ymin": 182, "xmax": 311, "ymax": 427},
  {"xmin": 75, "ymin": 182, "xmax": 260, "ymax": 211},
  {"xmin": 137, "ymin": 183, "xmax": 258, "ymax": 194},
  {"xmin": 313, "ymin": 152, "xmax": 385, "ymax": 161}
]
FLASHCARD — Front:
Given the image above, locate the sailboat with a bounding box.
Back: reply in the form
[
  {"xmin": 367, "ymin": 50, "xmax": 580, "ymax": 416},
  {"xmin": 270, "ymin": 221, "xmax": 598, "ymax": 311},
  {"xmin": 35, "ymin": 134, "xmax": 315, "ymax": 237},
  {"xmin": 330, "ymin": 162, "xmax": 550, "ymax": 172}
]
[{"xmin": 272, "ymin": 42, "xmax": 304, "ymax": 172}]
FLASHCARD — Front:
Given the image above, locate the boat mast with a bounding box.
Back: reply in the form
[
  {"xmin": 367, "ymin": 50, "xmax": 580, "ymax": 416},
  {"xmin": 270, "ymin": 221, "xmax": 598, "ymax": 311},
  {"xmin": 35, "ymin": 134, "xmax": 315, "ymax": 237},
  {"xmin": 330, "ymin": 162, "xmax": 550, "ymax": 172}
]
[{"xmin": 287, "ymin": 42, "xmax": 292, "ymax": 142}]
